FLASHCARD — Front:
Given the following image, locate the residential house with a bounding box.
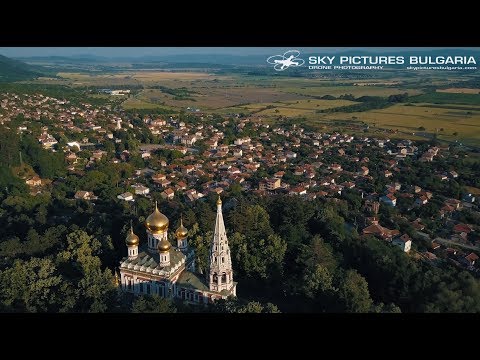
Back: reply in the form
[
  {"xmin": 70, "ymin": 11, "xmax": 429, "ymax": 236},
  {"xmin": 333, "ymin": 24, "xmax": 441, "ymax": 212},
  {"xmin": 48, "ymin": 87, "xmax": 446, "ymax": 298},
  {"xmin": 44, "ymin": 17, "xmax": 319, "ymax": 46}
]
[
  {"xmin": 392, "ymin": 234, "xmax": 412, "ymax": 252},
  {"xmin": 380, "ymin": 193, "xmax": 397, "ymax": 207},
  {"xmin": 161, "ymin": 188, "xmax": 175, "ymax": 200},
  {"xmin": 415, "ymin": 195, "xmax": 428, "ymax": 206},
  {"xmin": 259, "ymin": 178, "xmax": 281, "ymax": 191},
  {"xmin": 152, "ymin": 173, "xmax": 166, "ymax": 184},
  {"xmin": 331, "ymin": 164, "xmax": 342, "ymax": 172},
  {"xmin": 362, "ymin": 220, "xmax": 400, "ymax": 241},
  {"xmin": 117, "ymin": 192, "xmax": 134, "ymax": 202},
  {"xmin": 359, "ymin": 166, "xmax": 369, "ymax": 176},
  {"xmin": 25, "ymin": 176, "xmax": 42, "ymax": 186},
  {"xmin": 133, "ymin": 185, "xmax": 150, "ymax": 195},
  {"xmin": 176, "ymin": 181, "xmax": 187, "ymax": 191},
  {"xmin": 463, "ymin": 193, "xmax": 475, "ymax": 203},
  {"xmin": 286, "ymin": 151, "xmax": 297, "ymax": 159},
  {"xmin": 453, "ymin": 224, "xmax": 473, "ymax": 234},
  {"xmin": 233, "ymin": 149, "xmax": 243, "ymax": 157},
  {"xmin": 289, "ymin": 186, "xmax": 307, "ymax": 196},
  {"xmin": 465, "ymin": 252, "xmax": 479, "ymax": 266},
  {"xmin": 74, "ymin": 191, "xmax": 97, "ymax": 201}
]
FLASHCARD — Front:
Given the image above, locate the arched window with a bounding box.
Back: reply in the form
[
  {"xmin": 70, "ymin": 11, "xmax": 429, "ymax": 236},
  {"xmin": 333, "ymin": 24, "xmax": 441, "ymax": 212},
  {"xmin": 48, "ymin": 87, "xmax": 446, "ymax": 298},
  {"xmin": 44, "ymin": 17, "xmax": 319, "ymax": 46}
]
[
  {"xmin": 221, "ymin": 273, "xmax": 227, "ymax": 283},
  {"xmin": 213, "ymin": 273, "xmax": 218, "ymax": 283}
]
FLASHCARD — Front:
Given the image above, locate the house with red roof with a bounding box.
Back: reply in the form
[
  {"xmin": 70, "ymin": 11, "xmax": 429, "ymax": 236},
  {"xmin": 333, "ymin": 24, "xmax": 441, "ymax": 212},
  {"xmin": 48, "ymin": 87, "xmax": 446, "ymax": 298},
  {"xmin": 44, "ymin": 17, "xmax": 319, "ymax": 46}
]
[
  {"xmin": 465, "ymin": 252, "xmax": 478, "ymax": 266},
  {"xmin": 453, "ymin": 224, "xmax": 473, "ymax": 234},
  {"xmin": 380, "ymin": 193, "xmax": 397, "ymax": 207}
]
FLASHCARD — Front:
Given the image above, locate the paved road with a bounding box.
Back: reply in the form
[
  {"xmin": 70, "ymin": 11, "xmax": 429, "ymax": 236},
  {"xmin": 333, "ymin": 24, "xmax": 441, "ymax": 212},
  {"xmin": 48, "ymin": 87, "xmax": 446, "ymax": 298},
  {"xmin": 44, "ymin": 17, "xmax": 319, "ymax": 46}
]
[{"xmin": 434, "ymin": 237, "xmax": 480, "ymax": 251}]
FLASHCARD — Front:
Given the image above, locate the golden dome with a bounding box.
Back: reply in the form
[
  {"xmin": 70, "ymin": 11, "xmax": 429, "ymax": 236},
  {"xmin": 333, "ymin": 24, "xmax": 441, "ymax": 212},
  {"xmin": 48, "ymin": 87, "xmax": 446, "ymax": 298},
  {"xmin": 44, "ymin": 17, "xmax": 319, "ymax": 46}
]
[
  {"xmin": 145, "ymin": 201, "xmax": 169, "ymax": 234},
  {"xmin": 126, "ymin": 224, "xmax": 140, "ymax": 246},
  {"xmin": 216, "ymin": 195, "xmax": 222, "ymax": 206},
  {"xmin": 175, "ymin": 217, "xmax": 188, "ymax": 238},
  {"xmin": 157, "ymin": 238, "xmax": 171, "ymax": 253}
]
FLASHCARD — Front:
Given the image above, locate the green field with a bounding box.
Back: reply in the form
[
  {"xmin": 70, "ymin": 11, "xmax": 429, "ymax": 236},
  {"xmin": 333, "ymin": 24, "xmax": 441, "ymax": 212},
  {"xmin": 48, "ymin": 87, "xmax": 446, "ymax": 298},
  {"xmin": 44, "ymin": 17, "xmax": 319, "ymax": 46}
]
[{"xmin": 410, "ymin": 92, "xmax": 480, "ymax": 105}]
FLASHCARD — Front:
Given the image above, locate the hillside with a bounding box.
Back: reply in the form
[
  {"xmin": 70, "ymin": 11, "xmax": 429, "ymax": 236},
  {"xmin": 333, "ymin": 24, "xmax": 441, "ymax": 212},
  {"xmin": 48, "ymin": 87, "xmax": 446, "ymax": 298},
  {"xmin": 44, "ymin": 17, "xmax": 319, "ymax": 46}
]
[{"xmin": 0, "ymin": 54, "xmax": 43, "ymax": 82}]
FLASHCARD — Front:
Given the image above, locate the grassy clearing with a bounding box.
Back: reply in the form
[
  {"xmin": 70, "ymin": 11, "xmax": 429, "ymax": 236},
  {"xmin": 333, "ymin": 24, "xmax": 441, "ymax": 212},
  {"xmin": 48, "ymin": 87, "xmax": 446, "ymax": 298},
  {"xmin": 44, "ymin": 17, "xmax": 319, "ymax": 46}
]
[{"xmin": 122, "ymin": 98, "xmax": 172, "ymax": 110}]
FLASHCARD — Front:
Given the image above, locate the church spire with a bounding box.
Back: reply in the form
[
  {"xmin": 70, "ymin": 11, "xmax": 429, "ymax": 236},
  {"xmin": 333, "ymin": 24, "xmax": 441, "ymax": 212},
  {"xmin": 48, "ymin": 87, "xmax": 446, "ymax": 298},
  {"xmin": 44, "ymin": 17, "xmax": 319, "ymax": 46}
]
[{"xmin": 208, "ymin": 196, "xmax": 234, "ymax": 293}]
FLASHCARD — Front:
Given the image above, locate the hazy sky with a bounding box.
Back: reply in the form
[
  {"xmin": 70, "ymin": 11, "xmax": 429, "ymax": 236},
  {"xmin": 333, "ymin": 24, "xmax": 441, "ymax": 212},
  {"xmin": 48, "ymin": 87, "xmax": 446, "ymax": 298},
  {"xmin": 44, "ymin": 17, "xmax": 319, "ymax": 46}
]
[{"xmin": 1, "ymin": 47, "xmax": 477, "ymax": 58}]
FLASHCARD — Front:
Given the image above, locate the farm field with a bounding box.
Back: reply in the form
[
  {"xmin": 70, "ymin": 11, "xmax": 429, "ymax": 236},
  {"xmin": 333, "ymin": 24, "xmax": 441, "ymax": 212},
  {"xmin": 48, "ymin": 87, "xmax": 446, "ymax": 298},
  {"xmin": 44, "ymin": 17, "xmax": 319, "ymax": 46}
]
[
  {"xmin": 277, "ymin": 84, "xmax": 423, "ymax": 97},
  {"xmin": 131, "ymin": 87, "xmax": 304, "ymax": 110},
  {"xmin": 317, "ymin": 103, "xmax": 480, "ymax": 145},
  {"xmin": 232, "ymin": 99, "xmax": 359, "ymax": 117},
  {"xmin": 437, "ymin": 88, "xmax": 480, "ymax": 94}
]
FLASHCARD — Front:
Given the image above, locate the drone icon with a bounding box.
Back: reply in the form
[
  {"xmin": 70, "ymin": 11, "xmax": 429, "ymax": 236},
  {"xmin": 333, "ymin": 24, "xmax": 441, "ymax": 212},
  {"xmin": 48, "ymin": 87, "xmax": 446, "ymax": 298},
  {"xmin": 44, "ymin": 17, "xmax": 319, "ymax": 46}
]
[{"xmin": 267, "ymin": 50, "xmax": 305, "ymax": 71}]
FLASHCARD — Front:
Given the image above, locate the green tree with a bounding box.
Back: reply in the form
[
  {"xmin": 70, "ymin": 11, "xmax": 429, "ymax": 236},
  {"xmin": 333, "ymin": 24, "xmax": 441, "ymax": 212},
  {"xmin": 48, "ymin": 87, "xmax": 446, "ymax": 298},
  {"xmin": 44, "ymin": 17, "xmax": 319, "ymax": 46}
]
[
  {"xmin": 0, "ymin": 126, "xmax": 21, "ymax": 167},
  {"xmin": 229, "ymin": 204, "xmax": 274, "ymax": 240},
  {"xmin": 234, "ymin": 233, "xmax": 287, "ymax": 281},
  {"xmin": 0, "ymin": 258, "xmax": 63, "ymax": 312},
  {"xmin": 132, "ymin": 294, "xmax": 177, "ymax": 313},
  {"xmin": 372, "ymin": 302, "xmax": 402, "ymax": 313},
  {"xmin": 56, "ymin": 230, "xmax": 116, "ymax": 312},
  {"xmin": 337, "ymin": 269, "xmax": 373, "ymax": 313},
  {"xmin": 303, "ymin": 265, "xmax": 334, "ymax": 299}
]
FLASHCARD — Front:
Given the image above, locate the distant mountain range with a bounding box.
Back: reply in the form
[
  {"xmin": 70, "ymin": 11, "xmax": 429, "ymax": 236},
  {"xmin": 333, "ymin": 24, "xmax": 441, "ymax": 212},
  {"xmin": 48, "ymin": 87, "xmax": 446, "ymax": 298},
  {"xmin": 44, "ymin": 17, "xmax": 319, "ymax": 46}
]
[
  {"xmin": 16, "ymin": 49, "xmax": 480, "ymax": 67},
  {"xmin": 0, "ymin": 54, "xmax": 46, "ymax": 81}
]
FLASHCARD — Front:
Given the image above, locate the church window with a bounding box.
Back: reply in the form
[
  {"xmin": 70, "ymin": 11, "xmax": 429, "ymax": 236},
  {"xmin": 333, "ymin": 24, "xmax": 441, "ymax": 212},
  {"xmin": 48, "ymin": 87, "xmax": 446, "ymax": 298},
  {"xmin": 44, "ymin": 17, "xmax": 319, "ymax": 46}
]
[
  {"xmin": 222, "ymin": 257, "xmax": 225, "ymax": 263},
  {"xmin": 221, "ymin": 273, "xmax": 227, "ymax": 283}
]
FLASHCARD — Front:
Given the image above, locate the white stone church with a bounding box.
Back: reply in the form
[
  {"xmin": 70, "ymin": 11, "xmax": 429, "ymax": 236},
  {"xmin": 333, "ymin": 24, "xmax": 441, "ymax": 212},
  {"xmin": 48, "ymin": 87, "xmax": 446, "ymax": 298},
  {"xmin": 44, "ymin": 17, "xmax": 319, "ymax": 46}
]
[{"xmin": 118, "ymin": 197, "xmax": 237, "ymax": 304}]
